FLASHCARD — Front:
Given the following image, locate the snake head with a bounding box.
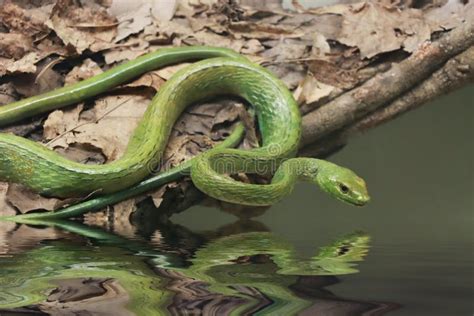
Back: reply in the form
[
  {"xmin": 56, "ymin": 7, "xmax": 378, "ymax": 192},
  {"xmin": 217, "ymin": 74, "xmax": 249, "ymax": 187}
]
[{"xmin": 315, "ymin": 161, "xmax": 370, "ymax": 206}]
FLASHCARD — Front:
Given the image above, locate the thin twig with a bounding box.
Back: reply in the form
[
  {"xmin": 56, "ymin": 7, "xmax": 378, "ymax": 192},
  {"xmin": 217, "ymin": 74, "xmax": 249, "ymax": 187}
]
[{"xmin": 34, "ymin": 57, "xmax": 64, "ymax": 84}]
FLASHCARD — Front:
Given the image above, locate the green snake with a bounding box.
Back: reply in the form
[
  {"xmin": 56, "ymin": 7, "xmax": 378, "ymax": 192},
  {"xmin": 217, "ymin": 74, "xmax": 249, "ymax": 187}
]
[{"xmin": 0, "ymin": 46, "xmax": 369, "ymax": 218}]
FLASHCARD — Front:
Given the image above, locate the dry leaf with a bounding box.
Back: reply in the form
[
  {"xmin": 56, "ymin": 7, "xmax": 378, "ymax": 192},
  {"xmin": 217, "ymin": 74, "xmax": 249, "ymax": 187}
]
[
  {"xmin": 154, "ymin": 18, "xmax": 194, "ymax": 39},
  {"xmin": 335, "ymin": 2, "xmax": 432, "ymax": 58},
  {"xmin": 0, "ymin": 1, "xmax": 51, "ymax": 37},
  {"xmin": 6, "ymin": 183, "xmax": 63, "ymax": 212},
  {"xmin": 155, "ymin": 63, "xmax": 191, "ymax": 80},
  {"xmin": 295, "ymin": 73, "xmax": 336, "ymax": 105},
  {"xmin": 186, "ymin": 30, "xmax": 245, "ymax": 51},
  {"xmin": 425, "ymin": 0, "xmax": 474, "ymax": 31},
  {"xmin": 173, "ymin": 101, "xmax": 241, "ymax": 137},
  {"xmin": 307, "ymin": 50, "xmax": 369, "ymax": 90},
  {"xmin": 126, "ymin": 70, "xmax": 166, "ymax": 91},
  {"xmin": 310, "ymin": 33, "xmax": 331, "ymax": 57},
  {"xmin": 261, "ymin": 39, "xmax": 308, "ymax": 61},
  {"xmin": 240, "ymin": 39, "xmax": 265, "ymax": 55},
  {"xmin": 0, "ymin": 33, "xmax": 33, "ymax": 59},
  {"xmin": 109, "ymin": 0, "xmax": 178, "ymax": 43},
  {"xmin": 46, "ymin": 0, "xmax": 117, "ymax": 53},
  {"xmin": 0, "ymin": 52, "xmax": 40, "ymax": 76},
  {"xmin": 43, "ymin": 104, "xmax": 83, "ymax": 148},
  {"xmin": 151, "ymin": 0, "xmax": 179, "ymax": 22},
  {"xmin": 44, "ymin": 95, "xmax": 149, "ymax": 161}
]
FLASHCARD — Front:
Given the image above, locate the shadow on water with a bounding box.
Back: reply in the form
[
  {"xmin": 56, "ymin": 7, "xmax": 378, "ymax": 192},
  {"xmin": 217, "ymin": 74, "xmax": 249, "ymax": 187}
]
[{"xmin": 0, "ymin": 201, "xmax": 399, "ymax": 315}]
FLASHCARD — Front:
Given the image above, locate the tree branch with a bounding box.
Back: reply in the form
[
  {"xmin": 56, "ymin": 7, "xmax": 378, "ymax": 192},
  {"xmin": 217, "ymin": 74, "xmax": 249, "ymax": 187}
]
[
  {"xmin": 300, "ymin": 22, "xmax": 474, "ymax": 148},
  {"xmin": 300, "ymin": 46, "xmax": 474, "ymax": 157}
]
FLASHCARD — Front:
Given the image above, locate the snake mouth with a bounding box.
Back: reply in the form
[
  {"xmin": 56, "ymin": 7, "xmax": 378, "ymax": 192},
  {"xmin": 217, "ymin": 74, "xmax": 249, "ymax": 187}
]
[
  {"xmin": 354, "ymin": 196, "xmax": 370, "ymax": 206},
  {"xmin": 338, "ymin": 195, "xmax": 370, "ymax": 207}
]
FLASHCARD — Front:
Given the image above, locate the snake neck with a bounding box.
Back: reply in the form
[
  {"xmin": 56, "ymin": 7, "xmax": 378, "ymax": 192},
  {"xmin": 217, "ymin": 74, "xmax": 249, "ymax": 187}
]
[
  {"xmin": 276, "ymin": 158, "xmax": 370, "ymax": 206},
  {"xmin": 273, "ymin": 158, "xmax": 329, "ymax": 183}
]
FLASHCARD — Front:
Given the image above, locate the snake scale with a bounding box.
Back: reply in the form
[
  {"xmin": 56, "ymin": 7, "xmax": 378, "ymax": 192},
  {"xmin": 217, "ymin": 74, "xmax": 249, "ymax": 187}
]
[{"xmin": 0, "ymin": 46, "xmax": 369, "ymax": 219}]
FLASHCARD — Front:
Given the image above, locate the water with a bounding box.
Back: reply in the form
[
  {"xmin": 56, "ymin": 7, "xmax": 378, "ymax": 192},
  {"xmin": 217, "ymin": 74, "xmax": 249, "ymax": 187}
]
[{"xmin": 0, "ymin": 87, "xmax": 472, "ymax": 315}]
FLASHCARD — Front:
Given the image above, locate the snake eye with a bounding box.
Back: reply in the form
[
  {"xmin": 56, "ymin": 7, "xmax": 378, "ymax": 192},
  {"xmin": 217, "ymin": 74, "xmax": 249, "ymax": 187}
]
[{"xmin": 339, "ymin": 183, "xmax": 349, "ymax": 194}]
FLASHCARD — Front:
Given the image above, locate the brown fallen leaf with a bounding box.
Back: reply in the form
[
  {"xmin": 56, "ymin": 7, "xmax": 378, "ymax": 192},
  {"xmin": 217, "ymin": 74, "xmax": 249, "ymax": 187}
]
[
  {"xmin": 310, "ymin": 33, "xmax": 331, "ymax": 57},
  {"xmin": 6, "ymin": 183, "xmax": 63, "ymax": 213},
  {"xmin": 261, "ymin": 38, "xmax": 308, "ymax": 61},
  {"xmin": 240, "ymin": 39, "xmax": 265, "ymax": 55},
  {"xmin": 306, "ymin": 45, "xmax": 371, "ymax": 90},
  {"xmin": 109, "ymin": 1, "xmax": 154, "ymax": 43},
  {"xmin": 328, "ymin": 2, "xmax": 432, "ymax": 58},
  {"xmin": 46, "ymin": 0, "xmax": 117, "ymax": 54},
  {"xmin": 102, "ymin": 22, "xmax": 175, "ymax": 65},
  {"xmin": 0, "ymin": 1, "xmax": 52, "ymax": 38},
  {"xmin": 44, "ymin": 94, "xmax": 150, "ymax": 161},
  {"xmin": 185, "ymin": 29, "xmax": 245, "ymax": 51},
  {"xmin": 0, "ymin": 33, "xmax": 34, "ymax": 59},
  {"xmin": 425, "ymin": 0, "xmax": 474, "ymax": 31},
  {"xmin": 0, "ymin": 52, "xmax": 40, "ymax": 77},
  {"xmin": 126, "ymin": 70, "xmax": 166, "ymax": 91},
  {"xmin": 293, "ymin": 13, "xmax": 344, "ymax": 41},
  {"xmin": 43, "ymin": 103, "xmax": 84, "ymax": 150},
  {"xmin": 173, "ymin": 100, "xmax": 241, "ymax": 138},
  {"xmin": 294, "ymin": 73, "xmax": 336, "ymax": 105},
  {"xmin": 109, "ymin": 0, "xmax": 178, "ymax": 43},
  {"xmin": 153, "ymin": 17, "xmax": 194, "ymax": 40}
]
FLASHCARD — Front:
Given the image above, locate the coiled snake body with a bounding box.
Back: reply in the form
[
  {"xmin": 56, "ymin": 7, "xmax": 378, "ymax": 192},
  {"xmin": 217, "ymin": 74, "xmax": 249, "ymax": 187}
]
[{"xmin": 0, "ymin": 46, "xmax": 369, "ymax": 216}]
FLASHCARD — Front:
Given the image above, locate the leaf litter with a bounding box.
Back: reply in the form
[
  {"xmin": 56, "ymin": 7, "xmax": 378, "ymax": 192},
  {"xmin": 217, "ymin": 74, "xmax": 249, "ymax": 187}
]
[{"xmin": 0, "ymin": 0, "xmax": 472, "ymax": 217}]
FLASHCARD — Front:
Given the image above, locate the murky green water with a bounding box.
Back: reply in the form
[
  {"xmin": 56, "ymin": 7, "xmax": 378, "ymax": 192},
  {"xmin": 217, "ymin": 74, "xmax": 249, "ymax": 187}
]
[{"xmin": 0, "ymin": 87, "xmax": 471, "ymax": 315}]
